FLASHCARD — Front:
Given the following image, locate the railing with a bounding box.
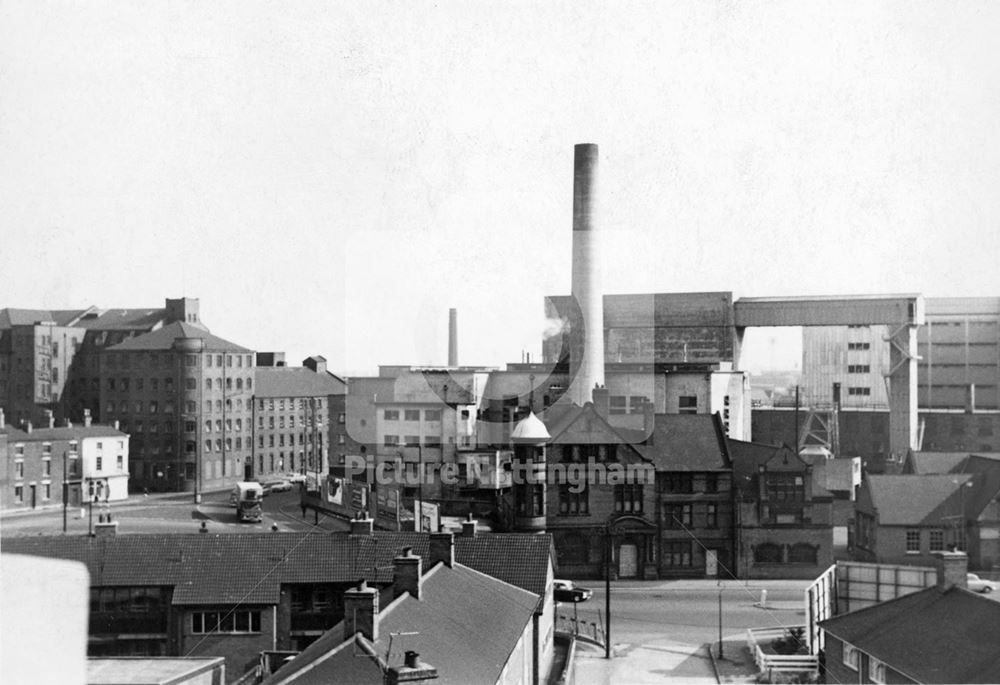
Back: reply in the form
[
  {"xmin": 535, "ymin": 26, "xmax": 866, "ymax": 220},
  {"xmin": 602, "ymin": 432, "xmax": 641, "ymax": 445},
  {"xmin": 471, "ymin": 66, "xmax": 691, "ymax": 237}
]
[
  {"xmin": 745, "ymin": 627, "xmax": 819, "ymax": 675},
  {"xmin": 557, "ymin": 612, "xmax": 605, "ymax": 648}
]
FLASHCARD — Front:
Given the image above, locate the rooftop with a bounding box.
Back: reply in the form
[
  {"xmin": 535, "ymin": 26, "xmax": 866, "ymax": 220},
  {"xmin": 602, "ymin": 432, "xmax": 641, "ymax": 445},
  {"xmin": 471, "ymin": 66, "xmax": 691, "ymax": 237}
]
[
  {"xmin": 106, "ymin": 321, "xmax": 250, "ymax": 353},
  {"xmin": 255, "ymin": 367, "xmax": 346, "ymax": 398}
]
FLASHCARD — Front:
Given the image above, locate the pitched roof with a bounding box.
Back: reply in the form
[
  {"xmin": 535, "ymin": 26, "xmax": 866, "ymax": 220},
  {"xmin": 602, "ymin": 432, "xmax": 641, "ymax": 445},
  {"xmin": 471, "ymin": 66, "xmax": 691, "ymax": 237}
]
[
  {"xmin": 957, "ymin": 454, "xmax": 1000, "ymax": 516},
  {"xmin": 0, "ymin": 308, "xmax": 86, "ymax": 327},
  {"xmin": 1, "ymin": 425, "xmax": 127, "ymax": 440},
  {"xmin": 255, "ymin": 367, "xmax": 346, "ymax": 398},
  {"xmin": 0, "ymin": 531, "xmax": 553, "ymax": 604},
  {"xmin": 105, "ymin": 321, "xmax": 250, "ymax": 352},
  {"xmin": 904, "ymin": 451, "xmax": 970, "ymax": 474},
  {"xmin": 633, "ymin": 413, "xmax": 730, "ymax": 471},
  {"xmin": 264, "ymin": 562, "xmax": 539, "ymax": 685},
  {"xmin": 866, "ymin": 475, "xmax": 974, "ymax": 525},
  {"xmin": 820, "ymin": 586, "xmax": 1000, "ymax": 684}
]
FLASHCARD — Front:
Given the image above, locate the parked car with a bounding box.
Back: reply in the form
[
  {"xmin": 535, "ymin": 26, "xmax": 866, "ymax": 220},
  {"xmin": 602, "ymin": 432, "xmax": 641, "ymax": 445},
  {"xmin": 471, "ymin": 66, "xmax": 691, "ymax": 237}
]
[
  {"xmin": 554, "ymin": 579, "xmax": 593, "ymax": 603},
  {"xmin": 285, "ymin": 473, "xmax": 307, "ymax": 484},
  {"xmin": 967, "ymin": 573, "xmax": 997, "ymax": 593}
]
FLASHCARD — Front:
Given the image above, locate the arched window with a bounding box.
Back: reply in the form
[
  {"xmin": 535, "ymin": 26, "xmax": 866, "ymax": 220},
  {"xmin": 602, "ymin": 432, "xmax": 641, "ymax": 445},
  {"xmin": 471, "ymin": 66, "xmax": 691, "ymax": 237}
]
[
  {"xmin": 789, "ymin": 543, "xmax": 818, "ymax": 565},
  {"xmin": 754, "ymin": 543, "xmax": 782, "ymax": 564}
]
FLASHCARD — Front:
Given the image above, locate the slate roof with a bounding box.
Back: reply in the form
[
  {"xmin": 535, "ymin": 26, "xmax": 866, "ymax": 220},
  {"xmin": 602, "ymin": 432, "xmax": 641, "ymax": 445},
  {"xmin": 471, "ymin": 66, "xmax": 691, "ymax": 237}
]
[
  {"xmin": 904, "ymin": 451, "xmax": 970, "ymax": 475},
  {"xmin": 263, "ymin": 562, "xmax": 539, "ymax": 685},
  {"xmin": 1, "ymin": 531, "xmax": 553, "ymax": 605},
  {"xmin": 820, "ymin": 585, "xmax": 1000, "ymax": 684},
  {"xmin": 865, "ymin": 474, "xmax": 974, "ymax": 525},
  {"xmin": 255, "ymin": 367, "xmax": 346, "ymax": 398},
  {"xmin": 1, "ymin": 425, "xmax": 127, "ymax": 440},
  {"xmin": 0, "ymin": 308, "xmax": 86, "ymax": 327},
  {"xmin": 633, "ymin": 413, "xmax": 730, "ymax": 471},
  {"xmin": 105, "ymin": 321, "xmax": 250, "ymax": 352}
]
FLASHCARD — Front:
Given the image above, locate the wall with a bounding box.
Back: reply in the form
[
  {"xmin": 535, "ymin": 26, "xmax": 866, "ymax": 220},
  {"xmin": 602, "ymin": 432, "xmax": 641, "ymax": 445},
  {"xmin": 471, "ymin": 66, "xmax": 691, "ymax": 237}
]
[
  {"xmin": 179, "ymin": 605, "xmax": 276, "ymax": 683},
  {"xmin": 743, "ymin": 526, "xmax": 833, "ymax": 580}
]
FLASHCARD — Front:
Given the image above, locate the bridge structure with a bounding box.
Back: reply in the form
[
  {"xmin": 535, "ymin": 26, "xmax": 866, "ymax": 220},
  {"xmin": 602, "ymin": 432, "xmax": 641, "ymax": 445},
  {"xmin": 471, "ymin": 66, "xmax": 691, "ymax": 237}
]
[{"xmin": 734, "ymin": 294, "xmax": 925, "ymax": 460}]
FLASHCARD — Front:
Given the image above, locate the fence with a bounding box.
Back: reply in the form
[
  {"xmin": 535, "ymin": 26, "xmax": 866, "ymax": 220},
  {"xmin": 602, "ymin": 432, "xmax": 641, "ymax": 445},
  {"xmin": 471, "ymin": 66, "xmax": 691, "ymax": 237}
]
[
  {"xmin": 746, "ymin": 626, "xmax": 819, "ymax": 675},
  {"xmin": 557, "ymin": 612, "xmax": 605, "ymax": 648}
]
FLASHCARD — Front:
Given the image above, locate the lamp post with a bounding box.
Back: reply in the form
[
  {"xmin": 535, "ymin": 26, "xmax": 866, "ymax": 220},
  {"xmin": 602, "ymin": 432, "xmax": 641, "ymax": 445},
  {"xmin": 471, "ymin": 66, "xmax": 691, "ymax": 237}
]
[{"xmin": 62, "ymin": 450, "xmax": 68, "ymax": 533}]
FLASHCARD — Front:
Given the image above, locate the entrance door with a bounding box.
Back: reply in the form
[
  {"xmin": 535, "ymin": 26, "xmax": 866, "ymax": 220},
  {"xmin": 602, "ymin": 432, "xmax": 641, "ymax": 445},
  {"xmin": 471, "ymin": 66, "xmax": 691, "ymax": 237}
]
[
  {"xmin": 30, "ymin": 484, "xmax": 36, "ymax": 509},
  {"xmin": 244, "ymin": 462, "xmax": 253, "ymax": 480},
  {"xmin": 705, "ymin": 550, "xmax": 718, "ymax": 578},
  {"xmin": 619, "ymin": 543, "xmax": 639, "ymax": 578}
]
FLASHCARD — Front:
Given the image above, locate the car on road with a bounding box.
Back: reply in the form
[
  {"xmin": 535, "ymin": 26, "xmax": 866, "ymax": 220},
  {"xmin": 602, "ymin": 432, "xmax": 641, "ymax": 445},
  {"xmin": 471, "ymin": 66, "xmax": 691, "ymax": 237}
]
[
  {"xmin": 263, "ymin": 480, "xmax": 293, "ymax": 494},
  {"xmin": 285, "ymin": 473, "xmax": 307, "ymax": 484},
  {"xmin": 554, "ymin": 579, "xmax": 593, "ymax": 603},
  {"xmin": 967, "ymin": 573, "xmax": 997, "ymax": 593}
]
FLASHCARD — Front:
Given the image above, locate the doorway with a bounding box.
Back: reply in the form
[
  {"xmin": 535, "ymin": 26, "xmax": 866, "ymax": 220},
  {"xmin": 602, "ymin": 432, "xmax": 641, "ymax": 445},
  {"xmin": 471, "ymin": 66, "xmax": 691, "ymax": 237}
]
[{"xmin": 619, "ymin": 543, "xmax": 639, "ymax": 578}]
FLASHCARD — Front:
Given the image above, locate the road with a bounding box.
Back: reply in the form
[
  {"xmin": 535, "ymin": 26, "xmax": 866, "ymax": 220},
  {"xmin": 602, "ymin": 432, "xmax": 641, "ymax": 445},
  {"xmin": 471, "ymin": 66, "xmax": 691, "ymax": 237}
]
[{"xmin": 0, "ymin": 487, "xmax": 350, "ymax": 537}]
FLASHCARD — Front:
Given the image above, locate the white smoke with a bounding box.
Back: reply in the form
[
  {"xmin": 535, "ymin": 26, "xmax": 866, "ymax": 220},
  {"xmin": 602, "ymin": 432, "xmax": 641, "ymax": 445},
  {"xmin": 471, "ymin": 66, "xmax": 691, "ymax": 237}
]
[{"xmin": 542, "ymin": 316, "xmax": 570, "ymax": 340}]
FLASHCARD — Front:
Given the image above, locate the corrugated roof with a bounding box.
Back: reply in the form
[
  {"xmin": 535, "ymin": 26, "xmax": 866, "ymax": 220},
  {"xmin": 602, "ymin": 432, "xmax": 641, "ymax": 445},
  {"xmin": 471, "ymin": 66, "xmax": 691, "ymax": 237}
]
[
  {"xmin": 106, "ymin": 322, "xmax": 250, "ymax": 353},
  {"xmin": 255, "ymin": 367, "xmax": 346, "ymax": 398},
  {"xmin": 265, "ymin": 562, "xmax": 539, "ymax": 685},
  {"xmin": 0, "ymin": 531, "xmax": 553, "ymax": 605},
  {"xmin": 820, "ymin": 586, "xmax": 1000, "ymax": 684},
  {"xmin": 866, "ymin": 474, "xmax": 974, "ymax": 525}
]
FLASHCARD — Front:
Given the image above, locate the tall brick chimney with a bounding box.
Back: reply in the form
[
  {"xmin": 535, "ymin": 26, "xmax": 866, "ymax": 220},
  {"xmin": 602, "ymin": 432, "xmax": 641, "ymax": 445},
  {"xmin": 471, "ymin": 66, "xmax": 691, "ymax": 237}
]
[
  {"xmin": 343, "ymin": 579, "xmax": 379, "ymax": 642},
  {"xmin": 393, "ymin": 547, "xmax": 422, "ymax": 600},
  {"xmin": 429, "ymin": 532, "xmax": 454, "ymax": 568}
]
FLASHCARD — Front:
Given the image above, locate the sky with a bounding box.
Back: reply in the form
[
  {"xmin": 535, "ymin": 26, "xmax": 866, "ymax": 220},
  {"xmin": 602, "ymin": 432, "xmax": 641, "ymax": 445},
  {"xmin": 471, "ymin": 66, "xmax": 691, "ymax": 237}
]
[{"xmin": 3, "ymin": 1, "xmax": 999, "ymax": 376}]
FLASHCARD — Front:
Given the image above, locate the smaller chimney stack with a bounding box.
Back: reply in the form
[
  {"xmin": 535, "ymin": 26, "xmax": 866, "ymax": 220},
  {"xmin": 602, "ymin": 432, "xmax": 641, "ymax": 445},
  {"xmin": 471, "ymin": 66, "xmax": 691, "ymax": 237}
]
[
  {"xmin": 461, "ymin": 512, "xmax": 477, "ymax": 538},
  {"xmin": 429, "ymin": 532, "xmax": 455, "ymax": 568},
  {"xmin": 350, "ymin": 511, "xmax": 374, "ymax": 536},
  {"xmin": 24, "ymin": 420, "xmax": 32, "ymax": 434},
  {"xmin": 387, "ymin": 651, "xmax": 438, "ymax": 684},
  {"xmin": 448, "ymin": 309, "xmax": 458, "ymax": 367},
  {"xmin": 933, "ymin": 550, "xmax": 968, "ymax": 591},
  {"xmin": 44, "ymin": 409, "xmax": 54, "ymax": 429},
  {"xmin": 393, "ymin": 547, "xmax": 422, "ymax": 599},
  {"xmin": 83, "ymin": 409, "xmax": 92, "ymax": 427},
  {"xmin": 0, "ymin": 407, "xmax": 5, "ymax": 428},
  {"xmin": 343, "ymin": 579, "xmax": 379, "ymax": 642}
]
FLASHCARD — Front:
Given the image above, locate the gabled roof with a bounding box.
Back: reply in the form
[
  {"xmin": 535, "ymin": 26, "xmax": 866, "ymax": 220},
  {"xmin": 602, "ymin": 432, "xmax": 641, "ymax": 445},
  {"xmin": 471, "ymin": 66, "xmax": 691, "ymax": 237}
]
[
  {"xmin": 865, "ymin": 475, "xmax": 974, "ymax": 525},
  {"xmin": 957, "ymin": 454, "xmax": 1000, "ymax": 517},
  {"xmin": 0, "ymin": 531, "xmax": 554, "ymax": 605},
  {"xmin": 633, "ymin": 414, "xmax": 730, "ymax": 471},
  {"xmin": 255, "ymin": 367, "xmax": 346, "ymax": 398},
  {"xmin": 820, "ymin": 585, "xmax": 1000, "ymax": 683},
  {"xmin": 105, "ymin": 321, "xmax": 250, "ymax": 352},
  {"xmin": 265, "ymin": 562, "xmax": 539, "ymax": 685}
]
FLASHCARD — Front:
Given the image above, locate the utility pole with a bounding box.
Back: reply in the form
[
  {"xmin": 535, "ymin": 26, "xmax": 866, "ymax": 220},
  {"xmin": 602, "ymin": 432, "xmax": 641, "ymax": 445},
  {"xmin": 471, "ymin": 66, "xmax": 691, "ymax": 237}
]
[
  {"xmin": 718, "ymin": 585, "xmax": 724, "ymax": 659},
  {"xmin": 62, "ymin": 450, "xmax": 67, "ymax": 533},
  {"xmin": 605, "ymin": 524, "xmax": 611, "ymax": 659}
]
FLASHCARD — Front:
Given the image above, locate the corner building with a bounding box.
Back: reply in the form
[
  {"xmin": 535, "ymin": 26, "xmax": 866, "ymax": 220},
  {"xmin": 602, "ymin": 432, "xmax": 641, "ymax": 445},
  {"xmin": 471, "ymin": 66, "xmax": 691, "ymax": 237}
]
[{"xmin": 100, "ymin": 321, "xmax": 255, "ymax": 493}]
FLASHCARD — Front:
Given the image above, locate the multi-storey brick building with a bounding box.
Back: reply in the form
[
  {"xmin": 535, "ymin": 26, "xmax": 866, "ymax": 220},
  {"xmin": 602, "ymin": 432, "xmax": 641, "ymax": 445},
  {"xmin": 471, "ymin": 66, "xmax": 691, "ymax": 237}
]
[
  {"xmin": 0, "ymin": 299, "xmax": 203, "ymax": 426},
  {"xmin": 99, "ymin": 321, "xmax": 254, "ymax": 494},
  {"xmin": 1, "ymin": 408, "xmax": 129, "ymax": 512},
  {"xmin": 252, "ymin": 355, "xmax": 346, "ymax": 482}
]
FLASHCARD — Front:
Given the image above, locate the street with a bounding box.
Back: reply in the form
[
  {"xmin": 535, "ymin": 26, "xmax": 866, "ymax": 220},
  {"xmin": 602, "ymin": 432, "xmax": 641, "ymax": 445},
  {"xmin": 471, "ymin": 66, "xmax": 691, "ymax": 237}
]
[{"xmin": 0, "ymin": 487, "xmax": 350, "ymax": 538}]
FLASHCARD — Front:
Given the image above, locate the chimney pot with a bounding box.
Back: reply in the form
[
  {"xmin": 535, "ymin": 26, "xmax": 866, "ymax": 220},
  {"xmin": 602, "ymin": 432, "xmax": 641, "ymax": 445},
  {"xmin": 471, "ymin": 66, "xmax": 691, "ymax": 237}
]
[
  {"xmin": 393, "ymin": 547, "xmax": 423, "ymax": 599},
  {"xmin": 429, "ymin": 532, "xmax": 455, "ymax": 568},
  {"xmin": 25, "ymin": 420, "xmax": 32, "ymax": 434},
  {"xmin": 344, "ymin": 578, "xmax": 379, "ymax": 642}
]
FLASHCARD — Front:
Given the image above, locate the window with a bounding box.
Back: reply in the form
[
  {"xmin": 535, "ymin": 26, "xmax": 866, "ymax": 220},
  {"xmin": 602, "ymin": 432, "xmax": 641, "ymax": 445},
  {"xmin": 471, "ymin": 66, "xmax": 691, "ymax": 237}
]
[
  {"xmin": 678, "ymin": 396, "xmax": 698, "ymax": 414},
  {"xmin": 185, "ymin": 401, "xmax": 196, "ymax": 413},
  {"xmin": 706, "ymin": 503, "xmax": 718, "ymax": 528},
  {"xmin": 14, "ymin": 461, "xmax": 24, "ymax": 479},
  {"xmin": 842, "ymin": 643, "xmax": 859, "ymax": 671},
  {"xmin": 558, "ymin": 483, "xmax": 589, "ymax": 515},
  {"xmin": 664, "ymin": 473, "xmax": 693, "ymax": 493},
  {"xmin": 869, "ymin": 657, "xmax": 886, "ymax": 684},
  {"xmin": 185, "ymin": 420, "xmax": 196, "ymax": 433},
  {"xmin": 338, "ymin": 412, "xmax": 346, "ymax": 424},
  {"xmin": 14, "ymin": 485, "xmax": 23, "ymax": 504},
  {"xmin": 384, "ymin": 435, "xmax": 399, "ymax": 447},
  {"xmin": 705, "ymin": 473, "xmax": 719, "ymax": 493},
  {"xmin": 404, "ymin": 435, "xmax": 420, "ymax": 447},
  {"xmin": 424, "ymin": 409, "xmax": 441, "ymax": 422},
  {"xmin": 246, "ymin": 378, "xmax": 252, "ymax": 391},
  {"xmin": 96, "ymin": 456, "xmax": 103, "ymax": 471},
  {"xmin": 116, "ymin": 454, "xmax": 123, "ymax": 470},
  {"xmin": 662, "ymin": 541, "xmax": 692, "ymax": 568},
  {"xmin": 930, "ymin": 529, "xmax": 944, "ymax": 552},
  {"xmin": 610, "ymin": 396, "xmax": 627, "ymax": 415},
  {"xmin": 847, "ymin": 342, "xmax": 871, "ymax": 351},
  {"xmin": 766, "ymin": 474, "xmax": 804, "ymax": 502},
  {"xmin": 43, "ymin": 459, "xmax": 51, "ymax": 476},
  {"xmin": 384, "ymin": 409, "xmax": 398, "ymax": 421},
  {"xmin": 614, "ymin": 484, "xmax": 643, "ymax": 513},
  {"xmin": 424, "ymin": 436, "xmax": 441, "ymax": 448},
  {"xmin": 191, "ymin": 610, "xmax": 261, "ymax": 634},
  {"xmin": 665, "ymin": 504, "xmax": 692, "ymax": 528},
  {"xmin": 906, "ymin": 529, "xmax": 920, "ymax": 553},
  {"xmin": 754, "ymin": 543, "xmax": 782, "ymax": 563},
  {"xmin": 516, "ymin": 484, "xmax": 545, "ymax": 517},
  {"xmin": 848, "ymin": 387, "xmax": 871, "ymax": 396},
  {"xmin": 404, "ymin": 409, "xmax": 420, "ymax": 421},
  {"xmin": 847, "ymin": 364, "xmax": 871, "ymax": 373}
]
